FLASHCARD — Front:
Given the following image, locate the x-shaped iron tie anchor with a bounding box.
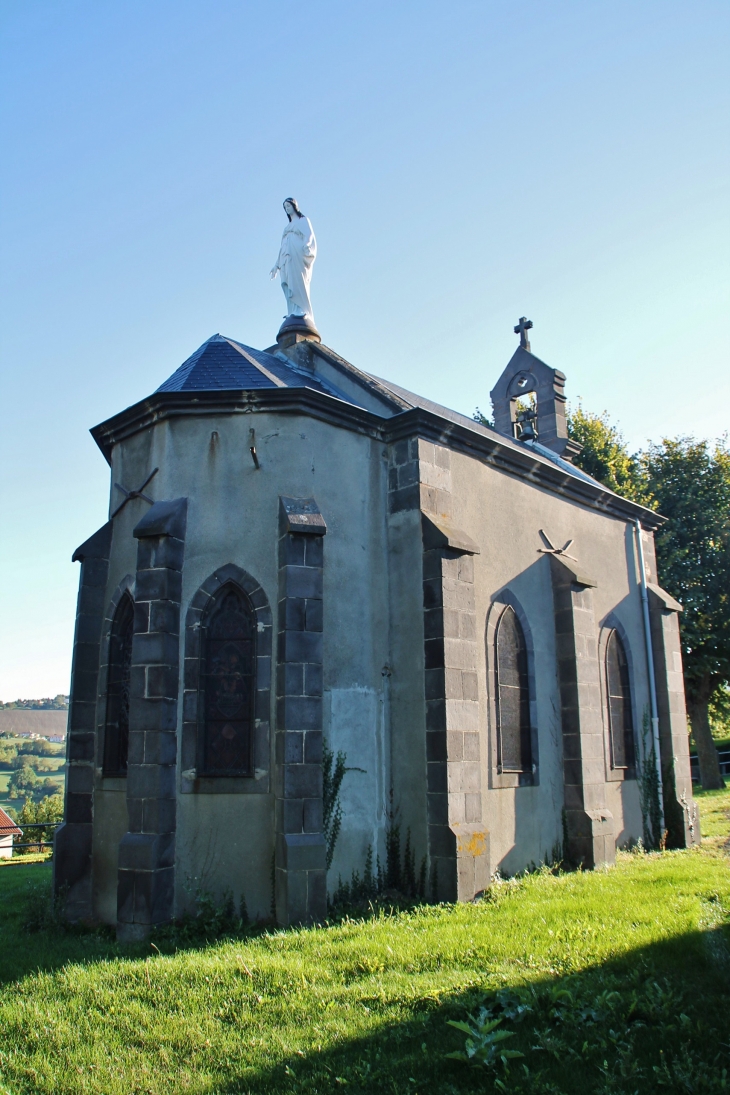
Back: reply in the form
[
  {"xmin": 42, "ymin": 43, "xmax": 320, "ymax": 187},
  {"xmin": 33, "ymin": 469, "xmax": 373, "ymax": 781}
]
[
  {"xmin": 537, "ymin": 529, "xmax": 578, "ymax": 562},
  {"xmin": 111, "ymin": 467, "xmax": 159, "ymax": 518}
]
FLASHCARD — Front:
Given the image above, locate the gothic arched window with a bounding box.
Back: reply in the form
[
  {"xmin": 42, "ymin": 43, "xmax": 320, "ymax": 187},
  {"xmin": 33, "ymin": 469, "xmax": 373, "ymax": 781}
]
[
  {"xmin": 605, "ymin": 630, "xmax": 635, "ymax": 769},
  {"xmin": 103, "ymin": 592, "xmax": 134, "ymax": 776},
  {"xmin": 199, "ymin": 583, "xmax": 256, "ymax": 776},
  {"xmin": 496, "ymin": 606, "xmax": 532, "ymax": 773}
]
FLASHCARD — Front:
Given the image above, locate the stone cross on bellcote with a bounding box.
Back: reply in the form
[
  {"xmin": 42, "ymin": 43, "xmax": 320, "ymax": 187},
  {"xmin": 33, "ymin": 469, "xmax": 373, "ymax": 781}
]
[{"xmin": 514, "ymin": 316, "xmax": 533, "ymax": 351}]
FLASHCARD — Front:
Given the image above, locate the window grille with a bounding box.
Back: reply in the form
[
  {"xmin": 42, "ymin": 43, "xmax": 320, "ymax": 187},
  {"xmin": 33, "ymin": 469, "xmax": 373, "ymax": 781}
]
[{"xmin": 199, "ymin": 584, "xmax": 256, "ymax": 776}]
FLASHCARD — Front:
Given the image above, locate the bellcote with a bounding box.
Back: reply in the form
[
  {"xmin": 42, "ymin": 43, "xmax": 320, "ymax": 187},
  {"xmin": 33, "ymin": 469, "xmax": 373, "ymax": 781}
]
[{"xmin": 489, "ymin": 319, "xmax": 582, "ymax": 462}]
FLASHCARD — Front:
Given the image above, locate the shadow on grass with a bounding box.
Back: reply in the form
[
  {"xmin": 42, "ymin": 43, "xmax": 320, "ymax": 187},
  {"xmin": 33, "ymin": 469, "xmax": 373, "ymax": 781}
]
[
  {"xmin": 210, "ymin": 927, "xmax": 730, "ymax": 1095},
  {"xmin": 0, "ymin": 861, "xmax": 431, "ymax": 986},
  {"xmin": 2, "ymin": 865, "xmax": 730, "ymax": 1094},
  {"xmin": 0, "ymin": 861, "xmax": 293, "ymax": 986}
]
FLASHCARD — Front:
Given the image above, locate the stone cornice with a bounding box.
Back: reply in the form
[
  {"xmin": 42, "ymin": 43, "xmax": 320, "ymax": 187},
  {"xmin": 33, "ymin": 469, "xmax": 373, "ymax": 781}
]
[{"xmin": 91, "ymin": 387, "xmax": 663, "ymax": 529}]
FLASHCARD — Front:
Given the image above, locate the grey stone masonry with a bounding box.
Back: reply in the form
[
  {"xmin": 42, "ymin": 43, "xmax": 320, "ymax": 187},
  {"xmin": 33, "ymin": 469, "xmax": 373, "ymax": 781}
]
[
  {"xmin": 648, "ymin": 585, "xmax": 700, "ymax": 848},
  {"xmin": 549, "ymin": 555, "xmax": 615, "ymax": 868},
  {"xmin": 116, "ymin": 498, "xmax": 187, "ymax": 941},
  {"xmin": 275, "ymin": 497, "xmax": 327, "ymax": 926},
  {"xmin": 54, "ymin": 521, "xmax": 113, "ymax": 920},
  {"xmin": 489, "ymin": 343, "xmax": 582, "ymax": 461},
  {"xmin": 388, "ymin": 438, "xmax": 453, "ymax": 517},
  {"xmin": 423, "ymin": 529, "xmax": 488, "ymax": 902}
]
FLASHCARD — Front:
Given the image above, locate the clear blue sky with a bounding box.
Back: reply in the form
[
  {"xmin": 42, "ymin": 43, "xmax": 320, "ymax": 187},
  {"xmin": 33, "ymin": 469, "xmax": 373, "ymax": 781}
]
[{"xmin": 1, "ymin": 0, "xmax": 728, "ymax": 699}]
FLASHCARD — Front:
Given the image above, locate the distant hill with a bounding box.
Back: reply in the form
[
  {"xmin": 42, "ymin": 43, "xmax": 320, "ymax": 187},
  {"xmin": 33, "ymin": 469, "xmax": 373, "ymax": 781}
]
[
  {"xmin": 0, "ymin": 696, "xmax": 68, "ymax": 711},
  {"xmin": 0, "ymin": 710, "xmax": 67, "ymax": 739}
]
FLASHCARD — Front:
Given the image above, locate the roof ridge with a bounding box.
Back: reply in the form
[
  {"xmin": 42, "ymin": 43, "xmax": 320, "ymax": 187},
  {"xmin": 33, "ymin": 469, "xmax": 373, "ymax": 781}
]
[{"xmin": 222, "ymin": 338, "xmax": 288, "ymax": 388}]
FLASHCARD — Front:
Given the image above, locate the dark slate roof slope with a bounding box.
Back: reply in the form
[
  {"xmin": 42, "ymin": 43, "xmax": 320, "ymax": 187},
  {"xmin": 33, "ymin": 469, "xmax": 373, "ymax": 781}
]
[
  {"xmin": 156, "ymin": 334, "xmax": 347, "ymax": 400},
  {"xmin": 369, "ymin": 373, "xmax": 605, "ymax": 490},
  {"xmin": 154, "ymin": 334, "xmax": 605, "ymax": 492}
]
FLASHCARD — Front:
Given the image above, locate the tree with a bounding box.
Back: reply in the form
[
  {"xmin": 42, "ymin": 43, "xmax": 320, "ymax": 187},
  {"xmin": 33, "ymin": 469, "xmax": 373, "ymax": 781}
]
[
  {"xmin": 568, "ymin": 406, "xmax": 645, "ymax": 501},
  {"xmin": 11, "ymin": 754, "xmax": 37, "ymax": 769},
  {"xmin": 0, "ymin": 696, "xmax": 68, "ymax": 710},
  {"xmin": 568, "ymin": 410, "xmax": 730, "ymax": 790},
  {"xmin": 473, "ymin": 408, "xmax": 494, "ymax": 429},
  {"xmin": 15, "ymin": 793, "xmax": 64, "ymax": 850},
  {"xmin": 0, "ymin": 743, "xmax": 18, "ymax": 769},
  {"xmin": 8, "ymin": 766, "xmax": 40, "ymax": 799},
  {"xmin": 18, "ymin": 738, "xmax": 64, "ymax": 757},
  {"xmin": 709, "ymin": 684, "xmax": 730, "ymax": 741},
  {"xmin": 640, "ymin": 439, "xmax": 730, "ymax": 789}
]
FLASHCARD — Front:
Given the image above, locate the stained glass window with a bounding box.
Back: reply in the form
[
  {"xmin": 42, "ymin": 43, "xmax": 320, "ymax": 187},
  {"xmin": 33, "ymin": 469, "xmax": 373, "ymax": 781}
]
[
  {"xmin": 605, "ymin": 630, "xmax": 635, "ymax": 769},
  {"xmin": 103, "ymin": 592, "xmax": 134, "ymax": 776},
  {"xmin": 199, "ymin": 584, "xmax": 256, "ymax": 776},
  {"xmin": 496, "ymin": 606, "xmax": 532, "ymax": 773}
]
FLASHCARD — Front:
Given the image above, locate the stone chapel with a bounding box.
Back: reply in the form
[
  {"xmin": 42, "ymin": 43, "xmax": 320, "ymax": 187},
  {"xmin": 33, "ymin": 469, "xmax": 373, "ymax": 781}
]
[{"xmin": 54, "ymin": 312, "xmax": 699, "ymax": 939}]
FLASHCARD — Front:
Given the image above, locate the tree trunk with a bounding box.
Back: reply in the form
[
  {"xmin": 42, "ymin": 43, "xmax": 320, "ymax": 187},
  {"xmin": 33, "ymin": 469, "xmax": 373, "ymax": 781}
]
[{"xmin": 687, "ymin": 674, "xmax": 725, "ymax": 790}]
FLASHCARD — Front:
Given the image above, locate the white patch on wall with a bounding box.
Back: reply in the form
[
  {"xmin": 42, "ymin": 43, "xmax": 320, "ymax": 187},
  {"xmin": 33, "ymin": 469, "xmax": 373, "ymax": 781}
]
[{"xmin": 324, "ymin": 687, "xmax": 387, "ymax": 884}]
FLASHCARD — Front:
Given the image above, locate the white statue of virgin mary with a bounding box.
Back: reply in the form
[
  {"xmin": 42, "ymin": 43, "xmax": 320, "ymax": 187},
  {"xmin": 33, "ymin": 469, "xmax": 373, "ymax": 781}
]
[{"xmin": 270, "ymin": 198, "xmax": 317, "ymax": 322}]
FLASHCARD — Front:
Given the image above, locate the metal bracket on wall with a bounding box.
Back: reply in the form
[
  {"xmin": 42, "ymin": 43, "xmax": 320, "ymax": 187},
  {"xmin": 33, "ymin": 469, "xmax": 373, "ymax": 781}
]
[
  {"xmin": 537, "ymin": 528, "xmax": 578, "ymax": 562},
  {"xmin": 111, "ymin": 467, "xmax": 159, "ymax": 518},
  {"xmin": 249, "ymin": 428, "xmax": 260, "ymax": 469}
]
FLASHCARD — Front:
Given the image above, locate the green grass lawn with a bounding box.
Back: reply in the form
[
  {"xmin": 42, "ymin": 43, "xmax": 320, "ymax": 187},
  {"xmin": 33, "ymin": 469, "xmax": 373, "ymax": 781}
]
[{"xmin": 0, "ymin": 789, "xmax": 729, "ymax": 1095}]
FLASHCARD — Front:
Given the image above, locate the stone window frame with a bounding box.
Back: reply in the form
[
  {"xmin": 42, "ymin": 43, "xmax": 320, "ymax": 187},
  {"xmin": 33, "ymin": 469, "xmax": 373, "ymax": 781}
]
[
  {"xmin": 96, "ymin": 574, "xmax": 135, "ymax": 792},
  {"xmin": 181, "ymin": 564, "xmax": 272, "ymax": 795},
  {"xmin": 485, "ymin": 592, "xmax": 539, "ymax": 789},
  {"xmin": 598, "ymin": 614, "xmax": 638, "ymax": 783}
]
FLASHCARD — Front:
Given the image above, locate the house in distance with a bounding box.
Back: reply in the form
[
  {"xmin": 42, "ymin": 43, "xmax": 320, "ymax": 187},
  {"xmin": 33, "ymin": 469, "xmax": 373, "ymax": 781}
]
[{"xmin": 54, "ymin": 310, "xmax": 698, "ymax": 939}]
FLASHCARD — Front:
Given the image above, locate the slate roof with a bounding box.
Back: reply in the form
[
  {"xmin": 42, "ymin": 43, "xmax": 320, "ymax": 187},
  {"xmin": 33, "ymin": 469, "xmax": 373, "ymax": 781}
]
[
  {"xmin": 91, "ymin": 329, "xmax": 658, "ymax": 524},
  {"xmin": 368, "ymin": 375, "xmax": 605, "ymax": 489},
  {"xmin": 156, "ymin": 334, "xmax": 345, "ymax": 400},
  {"xmin": 141, "ymin": 328, "xmax": 630, "ymax": 503}
]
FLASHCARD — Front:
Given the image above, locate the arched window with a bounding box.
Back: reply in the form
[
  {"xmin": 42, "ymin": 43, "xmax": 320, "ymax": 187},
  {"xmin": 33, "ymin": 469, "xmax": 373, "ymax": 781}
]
[
  {"xmin": 199, "ymin": 583, "xmax": 256, "ymax": 776},
  {"xmin": 103, "ymin": 592, "xmax": 134, "ymax": 776},
  {"xmin": 496, "ymin": 606, "xmax": 532, "ymax": 773},
  {"xmin": 605, "ymin": 630, "xmax": 635, "ymax": 769}
]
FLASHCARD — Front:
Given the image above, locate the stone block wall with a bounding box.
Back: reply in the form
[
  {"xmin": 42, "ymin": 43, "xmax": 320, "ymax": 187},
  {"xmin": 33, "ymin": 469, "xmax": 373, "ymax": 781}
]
[
  {"xmin": 116, "ymin": 498, "xmax": 187, "ymax": 940},
  {"xmin": 388, "ymin": 435, "xmax": 488, "ymax": 900},
  {"xmin": 648, "ymin": 588, "xmax": 700, "ymax": 848},
  {"xmin": 274, "ymin": 497, "xmax": 327, "ymax": 925},
  {"xmin": 54, "ymin": 521, "xmax": 113, "ymax": 920},
  {"xmin": 423, "ymin": 546, "xmax": 489, "ymax": 900},
  {"xmin": 388, "ymin": 438, "xmax": 452, "ymax": 518},
  {"xmin": 550, "ymin": 555, "xmax": 614, "ymax": 867}
]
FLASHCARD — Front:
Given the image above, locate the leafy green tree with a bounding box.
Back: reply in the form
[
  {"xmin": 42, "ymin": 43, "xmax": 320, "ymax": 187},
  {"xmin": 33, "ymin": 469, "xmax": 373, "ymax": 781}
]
[
  {"xmin": 0, "ymin": 696, "xmax": 68, "ymax": 710},
  {"xmin": 567, "ymin": 410, "xmax": 730, "ymax": 790},
  {"xmin": 473, "ymin": 408, "xmax": 494, "ymax": 429},
  {"xmin": 0, "ymin": 743, "xmax": 18, "ymax": 769},
  {"xmin": 13, "ymin": 755, "xmax": 56, "ymax": 773},
  {"xmin": 640, "ymin": 438, "xmax": 730, "ymax": 789},
  {"xmin": 8, "ymin": 766, "xmax": 40, "ymax": 799},
  {"xmin": 568, "ymin": 406, "xmax": 644, "ymax": 500},
  {"xmin": 38, "ymin": 777, "xmax": 63, "ymax": 799},
  {"xmin": 11, "ymin": 754, "xmax": 37, "ymax": 770},
  {"xmin": 709, "ymin": 684, "xmax": 730, "ymax": 741},
  {"xmin": 15, "ymin": 793, "xmax": 64, "ymax": 850},
  {"xmin": 18, "ymin": 738, "xmax": 64, "ymax": 757}
]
